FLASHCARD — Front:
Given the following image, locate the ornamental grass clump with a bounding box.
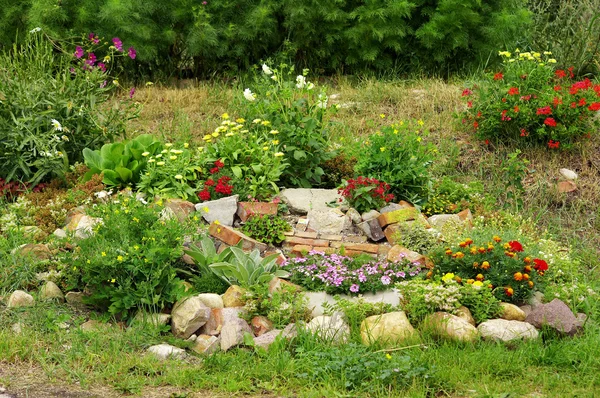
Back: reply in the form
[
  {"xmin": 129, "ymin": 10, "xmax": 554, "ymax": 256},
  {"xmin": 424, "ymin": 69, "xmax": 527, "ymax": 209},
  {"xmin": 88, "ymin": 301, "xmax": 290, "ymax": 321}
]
[
  {"xmin": 283, "ymin": 251, "xmax": 423, "ymax": 295},
  {"xmin": 429, "ymin": 235, "xmax": 548, "ymax": 304},
  {"xmin": 462, "ymin": 50, "xmax": 600, "ymax": 149}
]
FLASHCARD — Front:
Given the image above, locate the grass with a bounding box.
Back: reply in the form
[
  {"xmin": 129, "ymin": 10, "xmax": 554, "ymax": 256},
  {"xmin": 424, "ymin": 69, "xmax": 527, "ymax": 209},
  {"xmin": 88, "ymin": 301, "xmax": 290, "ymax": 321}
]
[{"xmin": 1, "ymin": 76, "xmax": 600, "ymax": 396}]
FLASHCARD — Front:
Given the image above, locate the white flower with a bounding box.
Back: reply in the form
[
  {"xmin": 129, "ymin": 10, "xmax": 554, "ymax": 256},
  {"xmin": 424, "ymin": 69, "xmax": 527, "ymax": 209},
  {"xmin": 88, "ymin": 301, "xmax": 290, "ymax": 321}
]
[
  {"xmin": 142, "ymin": 152, "xmax": 150, "ymax": 157},
  {"xmin": 306, "ymin": 82, "xmax": 314, "ymax": 90},
  {"xmin": 271, "ymin": 75, "xmax": 277, "ymax": 81},
  {"xmin": 262, "ymin": 64, "xmax": 273, "ymax": 75},
  {"xmin": 295, "ymin": 75, "xmax": 306, "ymax": 89},
  {"xmin": 316, "ymin": 93, "xmax": 328, "ymax": 109},
  {"xmin": 51, "ymin": 119, "xmax": 63, "ymax": 131},
  {"xmin": 29, "ymin": 27, "xmax": 41, "ymax": 33},
  {"xmin": 243, "ymin": 88, "xmax": 256, "ymax": 101}
]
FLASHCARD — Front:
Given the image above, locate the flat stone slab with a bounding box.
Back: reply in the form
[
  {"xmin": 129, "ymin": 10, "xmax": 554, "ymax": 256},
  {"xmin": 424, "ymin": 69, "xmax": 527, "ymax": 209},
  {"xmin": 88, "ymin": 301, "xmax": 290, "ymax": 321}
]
[
  {"xmin": 280, "ymin": 189, "xmax": 342, "ymax": 214},
  {"xmin": 196, "ymin": 195, "xmax": 239, "ymax": 226}
]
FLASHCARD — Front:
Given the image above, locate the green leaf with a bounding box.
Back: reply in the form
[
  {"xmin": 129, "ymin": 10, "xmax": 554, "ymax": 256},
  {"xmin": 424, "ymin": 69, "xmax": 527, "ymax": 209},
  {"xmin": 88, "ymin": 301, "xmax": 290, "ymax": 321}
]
[{"xmin": 114, "ymin": 166, "xmax": 133, "ymax": 183}]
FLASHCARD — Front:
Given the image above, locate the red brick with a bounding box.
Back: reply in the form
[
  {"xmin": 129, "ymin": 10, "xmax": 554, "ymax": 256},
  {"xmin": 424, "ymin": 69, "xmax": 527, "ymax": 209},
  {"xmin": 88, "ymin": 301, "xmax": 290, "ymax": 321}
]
[
  {"xmin": 285, "ymin": 236, "xmax": 329, "ymax": 247},
  {"xmin": 209, "ymin": 222, "xmax": 267, "ymax": 252},
  {"xmin": 237, "ymin": 202, "xmax": 278, "ymax": 222},
  {"xmin": 295, "ymin": 231, "xmax": 319, "ymax": 239},
  {"xmin": 377, "ymin": 208, "xmax": 418, "ymax": 227}
]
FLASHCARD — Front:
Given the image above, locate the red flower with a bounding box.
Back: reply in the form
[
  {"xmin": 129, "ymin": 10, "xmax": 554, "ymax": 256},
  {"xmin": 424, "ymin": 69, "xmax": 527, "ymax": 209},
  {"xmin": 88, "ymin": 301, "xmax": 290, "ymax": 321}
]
[
  {"xmin": 204, "ymin": 179, "xmax": 215, "ymax": 187},
  {"xmin": 508, "ymin": 240, "xmax": 524, "ymax": 252},
  {"xmin": 570, "ymin": 102, "xmax": 577, "ymax": 108},
  {"xmin": 210, "ymin": 167, "xmax": 219, "ymax": 174},
  {"xmin": 553, "ymin": 97, "xmax": 562, "ymax": 108},
  {"xmin": 537, "ymin": 106, "xmax": 552, "ymax": 115},
  {"xmin": 520, "ymin": 129, "xmax": 528, "ymax": 137},
  {"xmin": 485, "ymin": 139, "xmax": 490, "ymax": 145},
  {"xmin": 520, "ymin": 95, "xmax": 532, "ymax": 101},
  {"xmin": 555, "ymin": 70, "xmax": 567, "ymax": 79},
  {"xmin": 198, "ymin": 190, "xmax": 211, "ymax": 201},
  {"xmin": 544, "ymin": 118, "xmax": 557, "ymax": 127},
  {"xmin": 473, "ymin": 121, "xmax": 479, "ymax": 129},
  {"xmin": 214, "ymin": 159, "xmax": 225, "ymax": 168},
  {"xmin": 547, "ymin": 140, "xmax": 560, "ymax": 149},
  {"xmin": 568, "ymin": 67, "xmax": 575, "ymax": 78},
  {"xmin": 553, "ymin": 85, "xmax": 561, "ymax": 92},
  {"xmin": 513, "ymin": 106, "xmax": 519, "ymax": 113},
  {"xmin": 578, "ymin": 98, "xmax": 587, "ymax": 107},
  {"xmin": 588, "ymin": 102, "xmax": 600, "ymax": 111},
  {"xmin": 594, "ymin": 84, "xmax": 600, "ymax": 96},
  {"xmin": 467, "ymin": 101, "xmax": 473, "ymax": 108},
  {"xmin": 507, "ymin": 87, "xmax": 519, "ymax": 96},
  {"xmin": 493, "ymin": 72, "xmax": 503, "ymax": 80},
  {"xmin": 462, "ymin": 88, "xmax": 473, "ymax": 97},
  {"xmin": 533, "ymin": 258, "xmax": 548, "ymax": 271}
]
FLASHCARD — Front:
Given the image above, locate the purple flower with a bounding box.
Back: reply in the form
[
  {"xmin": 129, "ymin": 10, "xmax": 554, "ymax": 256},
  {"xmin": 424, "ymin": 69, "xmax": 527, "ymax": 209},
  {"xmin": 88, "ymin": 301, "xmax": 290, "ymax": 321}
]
[
  {"xmin": 69, "ymin": 67, "xmax": 76, "ymax": 74},
  {"xmin": 100, "ymin": 80, "xmax": 107, "ymax": 88},
  {"xmin": 74, "ymin": 46, "xmax": 84, "ymax": 59},
  {"xmin": 88, "ymin": 33, "xmax": 99, "ymax": 45},
  {"xmin": 112, "ymin": 37, "xmax": 123, "ymax": 51},
  {"xmin": 381, "ymin": 275, "xmax": 391, "ymax": 285},
  {"xmin": 350, "ymin": 284, "xmax": 359, "ymax": 293},
  {"xmin": 129, "ymin": 87, "xmax": 136, "ymax": 99},
  {"xmin": 202, "ymin": 1, "xmax": 207, "ymax": 4},
  {"xmin": 128, "ymin": 47, "xmax": 136, "ymax": 59},
  {"xmin": 97, "ymin": 62, "xmax": 106, "ymax": 72},
  {"xmin": 87, "ymin": 52, "xmax": 96, "ymax": 65}
]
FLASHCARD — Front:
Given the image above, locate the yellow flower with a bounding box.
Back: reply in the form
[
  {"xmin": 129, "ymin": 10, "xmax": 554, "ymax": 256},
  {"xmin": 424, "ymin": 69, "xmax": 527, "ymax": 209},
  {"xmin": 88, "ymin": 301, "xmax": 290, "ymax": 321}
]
[
  {"xmin": 543, "ymin": 51, "xmax": 552, "ymax": 55},
  {"xmin": 203, "ymin": 134, "xmax": 213, "ymax": 141},
  {"xmin": 133, "ymin": 245, "xmax": 139, "ymax": 251},
  {"xmin": 175, "ymin": 174, "xmax": 183, "ymax": 179},
  {"xmin": 441, "ymin": 273, "xmax": 455, "ymax": 283},
  {"xmin": 110, "ymin": 278, "xmax": 116, "ymax": 283},
  {"xmin": 101, "ymin": 252, "xmax": 106, "ymax": 257},
  {"xmin": 133, "ymin": 217, "xmax": 139, "ymax": 222},
  {"xmin": 103, "ymin": 55, "xmax": 111, "ymax": 62},
  {"xmin": 261, "ymin": 120, "xmax": 271, "ymax": 126},
  {"xmin": 417, "ymin": 119, "xmax": 424, "ymax": 126},
  {"xmin": 236, "ymin": 118, "xmax": 245, "ymax": 123},
  {"xmin": 113, "ymin": 79, "xmax": 119, "ymax": 86},
  {"xmin": 379, "ymin": 113, "xmax": 386, "ymax": 118},
  {"xmin": 183, "ymin": 142, "xmax": 189, "ymax": 148},
  {"xmin": 272, "ymin": 140, "xmax": 279, "ymax": 145},
  {"xmin": 380, "ymin": 147, "xmax": 386, "ymax": 152},
  {"xmin": 226, "ymin": 132, "xmax": 234, "ymax": 137},
  {"xmin": 147, "ymin": 159, "xmax": 155, "ymax": 163},
  {"xmin": 142, "ymin": 152, "xmax": 150, "ymax": 157},
  {"xmin": 157, "ymin": 161, "xmax": 165, "ymax": 166},
  {"xmin": 473, "ymin": 281, "xmax": 484, "ymax": 287},
  {"xmin": 212, "ymin": 132, "xmax": 220, "ymax": 138},
  {"xmin": 252, "ymin": 118, "xmax": 262, "ymax": 124},
  {"xmin": 203, "ymin": 206, "xmax": 209, "ymax": 213},
  {"xmin": 547, "ymin": 58, "xmax": 557, "ymax": 63},
  {"xmin": 156, "ymin": 154, "xmax": 163, "ymax": 158},
  {"xmin": 222, "ymin": 113, "xmax": 229, "ymax": 119},
  {"xmin": 117, "ymin": 255, "xmax": 124, "ymax": 262},
  {"xmin": 385, "ymin": 353, "xmax": 392, "ymax": 359},
  {"xmin": 165, "ymin": 143, "xmax": 173, "ymax": 147},
  {"xmin": 193, "ymin": 215, "xmax": 199, "ymax": 221},
  {"xmin": 498, "ymin": 51, "xmax": 511, "ymax": 57},
  {"xmin": 169, "ymin": 156, "xmax": 177, "ymax": 160},
  {"xmin": 263, "ymin": 146, "xmax": 269, "ymax": 151},
  {"xmin": 269, "ymin": 129, "xmax": 279, "ymax": 135},
  {"xmin": 274, "ymin": 152, "xmax": 284, "ymax": 157},
  {"xmin": 214, "ymin": 220, "xmax": 221, "ymax": 225}
]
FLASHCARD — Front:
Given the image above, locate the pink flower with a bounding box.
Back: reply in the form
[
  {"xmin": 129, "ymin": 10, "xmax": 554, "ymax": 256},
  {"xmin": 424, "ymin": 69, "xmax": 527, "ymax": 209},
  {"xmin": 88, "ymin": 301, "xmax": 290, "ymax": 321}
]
[
  {"xmin": 129, "ymin": 87, "xmax": 136, "ymax": 99},
  {"xmin": 112, "ymin": 37, "xmax": 123, "ymax": 52},
  {"xmin": 350, "ymin": 284, "xmax": 359, "ymax": 293},
  {"xmin": 97, "ymin": 62, "xmax": 106, "ymax": 72},
  {"xmin": 74, "ymin": 46, "xmax": 84, "ymax": 59},
  {"xmin": 381, "ymin": 275, "xmax": 391, "ymax": 285},
  {"xmin": 128, "ymin": 47, "xmax": 136, "ymax": 59}
]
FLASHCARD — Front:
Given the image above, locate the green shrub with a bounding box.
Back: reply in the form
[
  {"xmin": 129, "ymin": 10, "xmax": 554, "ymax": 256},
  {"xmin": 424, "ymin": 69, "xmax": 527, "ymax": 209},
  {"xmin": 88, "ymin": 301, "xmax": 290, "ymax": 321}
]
[
  {"xmin": 0, "ymin": 31, "xmax": 138, "ymax": 185},
  {"xmin": 391, "ymin": 222, "xmax": 440, "ymax": 255},
  {"xmin": 242, "ymin": 284, "xmax": 311, "ymax": 328},
  {"xmin": 337, "ymin": 177, "xmax": 395, "ymax": 213},
  {"xmin": 241, "ymin": 214, "xmax": 291, "ymax": 246},
  {"xmin": 65, "ymin": 195, "xmax": 192, "ymax": 318},
  {"xmin": 422, "ymin": 178, "xmax": 480, "ymax": 217},
  {"xmin": 355, "ymin": 121, "xmax": 434, "ymax": 204},
  {"xmin": 462, "ymin": 51, "xmax": 600, "ymax": 149}
]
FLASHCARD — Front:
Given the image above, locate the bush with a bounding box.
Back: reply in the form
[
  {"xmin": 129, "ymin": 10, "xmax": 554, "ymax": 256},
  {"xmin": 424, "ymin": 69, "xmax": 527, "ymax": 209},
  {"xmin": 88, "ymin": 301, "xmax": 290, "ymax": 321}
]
[
  {"xmin": 241, "ymin": 214, "xmax": 291, "ymax": 245},
  {"xmin": 390, "ymin": 222, "xmax": 440, "ymax": 255},
  {"xmin": 355, "ymin": 121, "xmax": 434, "ymax": 204},
  {"xmin": 242, "ymin": 284, "xmax": 311, "ymax": 328},
  {"xmin": 422, "ymin": 178, "xmax": 480, "ymax": 217},
  {"xmin": 0, "ymin": 31, "xmax": 138, "ymax": 185},
  {"xmin": 462, "ymin": 51, "xmax": 600, "ymax": 149},
  {"xmin": 65, "ymin": 195, "xmax": 193, "ymax": 318}
]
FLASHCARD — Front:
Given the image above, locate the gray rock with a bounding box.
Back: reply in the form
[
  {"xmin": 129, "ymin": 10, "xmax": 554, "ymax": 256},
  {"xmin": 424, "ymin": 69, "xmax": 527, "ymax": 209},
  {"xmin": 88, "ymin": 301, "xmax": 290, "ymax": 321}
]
[
  {"xmin": 528, "ymin": 291, "xmax": 545, "ymax": 307},
  {"xmin": 147, "ymin": 344, "xmax": 186, "ymax": 360},
  {"xmin": 253, "ymin": 329, "xmax": 281, "ymax": 350},
  {"xmin": 346, "ymin": 208, "xmax": 362, "ymax": 224},
  {"xmin": 39, "ymin": 281, "xmax": 64, "ymax": 302},
  {"xmin": 306, "ymin": 314, "xmax": 350, "ymax": 343},
  {"xmin": 72, "ymin": 216, "xmax": 103, "ymax": 239},
  {"xmin": 427, "ymin": 214, "xmax": 461, "ymax": 230},
  {"xmin": 196, "ymin": 293, "xmax": 224, "ymax": 309},
  {"xmin": 7, "ymin": 290, "xmax": 34, "ymax": 308},
  {"xmin": 195, "ymin": 195, "xmax": 238, "ymax": 226},
  {"xmin": 11, "ymin": 322, "xmax": 23, "ymax": 334},
  {"xmin": 478, "ymin": 319, "xmax": 539, "ymax": 342},
  {"xmin": 307, "ymin": 208, "xmax": 352, "ymax": 235},
  {"xmin": 575, "ymin": 313, "xmax": 588, "ymax": 328},
  {"xmin": 520, "ymin": 305, "xmax": 533, "ymax": 318},
  {"xmin": 525, "ymin": 298, "xmax": 581, "ymax": 335},
  {"xmin": 53, "ymin": 228, "xmax": 67, "ymax": 239},
  {"xmin": 379, "ymin": 203, "xmax": 403, "ymax": 214},
  {"xmin": 65, "ymin": 291, "xmax": 86, "ymax": 307},
  {"xmin": 220, "ymin": 318, "xmax": 253, "ymax": 351},
  {"xmin": 280, "ymin": 189, "xmax": 342, "ymax": 214},
  {"xmin": 357, "ymin": 219, "xmax": 385, "ymax": 241},
  {"xmin": 192, "ymin": 335, "xmax": 220, "ymax": 354},
  {"xmin": 171, "ymin": 297, "xmax": 211, "ymax": 339},
  {"xmin": 361, "ymin": 210, "xmax": 381, "ymax": 222},
  {"xmin": 559, "ymin": 168, "xmax": 578, "ymax": 180}
]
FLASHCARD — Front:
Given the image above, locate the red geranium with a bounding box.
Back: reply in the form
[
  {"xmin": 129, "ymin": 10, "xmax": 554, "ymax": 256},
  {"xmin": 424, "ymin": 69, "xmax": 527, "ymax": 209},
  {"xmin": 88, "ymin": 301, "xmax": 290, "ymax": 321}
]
[
  {"xmin": 507, "ymin": 87, "xmax": 520, "ymax": 96},
  {"xmin": 588, "ymin": 102, "xmax": 600, "ymax": 111},
  {"xmin": 547, "ymin": 140, "xmax": 560, "ymax": 149},
  {"xmin": 508, "ymin": 240, "xmax": 524, "ymax": 252},
  {"xmin": 555, "ymin": 70, "xmax": 567, "ymax": 79},
  {"xmin": 537, "ymin": 106, "xmax": 552, "ymax": 115},
  {"xmin": 493, "ymin": 72, "xmax": 503, "ymax": 80},
  {"xmin": 197, "ymin": 190, "xmax": 211, "ymax": 201},
  {"xmin": 544, "ymin": 117, "xmax": 557, "ymax": 127},
  {"xmin": 533, "ymin": 258, "xmax": 548, "ymax": 271}
]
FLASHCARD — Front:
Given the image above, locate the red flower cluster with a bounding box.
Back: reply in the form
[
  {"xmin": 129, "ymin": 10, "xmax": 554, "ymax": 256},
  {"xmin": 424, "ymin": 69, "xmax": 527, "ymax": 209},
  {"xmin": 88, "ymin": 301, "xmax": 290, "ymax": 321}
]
[
  {"xmin": 197, "ymin": 159, "xmax": 234, "ymax": 201},
  {"xmin": 547, "ymin": 140, "xmax": 560, "ymax": 149},
  {"xmin": 338, "ymin": 177, "xmax": 395, "ymax": 213},
  {"xmin": 507, "ymin": 87, "xmax": 520, "ymax": 96},
  {"xmin": 508, "ymin": 240, "xmax": 524, "ymax": 252},
  {"xmin": 533, "ymin": 258, "xmax": 548, "ymax": 272}
]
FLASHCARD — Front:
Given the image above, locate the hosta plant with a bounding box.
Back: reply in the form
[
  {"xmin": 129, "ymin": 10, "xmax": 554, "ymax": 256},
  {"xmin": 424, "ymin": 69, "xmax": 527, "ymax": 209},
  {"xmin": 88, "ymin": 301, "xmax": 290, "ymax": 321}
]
[{"xmin": 462, "ymin": 50, "xmax": 600, "ymax": 149}]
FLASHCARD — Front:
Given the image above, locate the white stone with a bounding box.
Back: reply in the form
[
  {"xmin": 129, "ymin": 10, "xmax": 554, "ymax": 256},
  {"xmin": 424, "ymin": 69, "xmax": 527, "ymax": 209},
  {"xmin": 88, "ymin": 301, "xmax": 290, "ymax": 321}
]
[
  {"xmin": 220, "ymin": 318, "xmax": 252, "ymax": 351},
  {"xmin": 7, "ymin": 290, "xmax": 34, "ymax": 308},
  {"xmin": 559, "ymin": 168, "xmax": 578, "ymax": 180},
  {"xmin": 307, "ymin": 208, "xmax": 352, "ymax": 235},
  {"xmin": 304, "ymin": 290, "xmax": 400, "ymax": 318},
  {"xmin": 195, "ymin": 195, "xmax": 238, "ymax": 226},
  {"xmin": 147, "ymin": 344, "xmax": 186, "ymax": 360},
  {"xmin": 73, "ymin": 216, "xmax": 103, "ymax": 239},
  {"xmin": 53, "ymin": 228, "xmax": 67, "ymax": 238},
  {"xmin": 280, "ymin": 189, "xmax": 343, "ymax": 214},
  {"xmin": 361, "ymin": 210, "xmax": 381, "ymax": 222},
  {"xmin": 196, "ymin": 293, "xmax": 224, "ymax": 309},
  {"xmin": 478, "ymin": 319, "xmax": 539, "ymax": 342},
  {"xmin": 171, "ymin": 297, "xmax": 211, "ymax": 339},
  {"xmin": 423, "ymin": 312, "xmax": 479, "ymax": 342},
  {"xmin": 133, "ymin": 312, "xmax": 171, "ymax": 327},
  {"xmin": 305, "ymin": 314, "xmax": 350, "ymax": 343}
]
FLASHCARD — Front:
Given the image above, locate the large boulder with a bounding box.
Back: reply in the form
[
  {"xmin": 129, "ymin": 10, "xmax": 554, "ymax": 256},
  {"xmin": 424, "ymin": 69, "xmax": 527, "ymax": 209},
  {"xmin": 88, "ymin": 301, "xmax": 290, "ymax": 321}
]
[
  {"xmin": 171, "ymin": 296, "xmax": 211, "ymax": 339},
  {"xmin": 422, "ymin": 312, "xmax": 479, "ymax": 343},
  {"xmin": 478, "ymin": 319, "xmax": 539, "ymax": 342},
  {"xmin": 220, "ymin": 318, "xmax": 253, "ymax": 351},
  {"xmin": 7, "ymin": 290, "xmax": 35, "ymax": 308},
  {"xmin": 499, "ymin": 302, "xmax": 526, "ymax": 321},
  {"xmin": 306, "ymin": 314, "xmax": 350, "ymax": 343},
  {"xmin": 222, "ymin": 285, "xmax": 246, "ymax": 307},
  {"xmin": 525, "ymin": 298, "xmax": 582, "ymax": 335},
  {"xmin": 39, "ymin": 281, "xmax": 64, "ymax": 302},
  {"xmin": 360, "ymin": 311, "xmax": 417, "ymax": 345}
]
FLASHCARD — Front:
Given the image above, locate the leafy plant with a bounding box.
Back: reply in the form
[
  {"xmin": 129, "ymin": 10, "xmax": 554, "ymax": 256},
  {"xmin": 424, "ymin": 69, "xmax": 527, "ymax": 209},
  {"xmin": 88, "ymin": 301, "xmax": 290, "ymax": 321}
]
[
  {"xmin": 242, "ymin": 284, "xmax": 311, "ymax": 328},
  {"xmin": 462, "ymin": 51, "xmax": 600, "ymax": 149},
  {"xmin": 241, "ymin": 214, "xmax": 291, "ymax": 245},
  {"xmin": 355, "ymin": 121, "xmax": 434, "ymax": 205},
  {"xmin": 338, "ymin": 177, "xmax": 395, "ymax": 213},
  {"xmin": 322, "ymin": 297, "xmax": 395, "ymax": 341},
  {"xmin": 391, "ymin": 221, "xmax": 440, "ymax": 255},
  {"xmin": 83, "ymin": 135, "xmax": 162, "ymax": 188},
  {"xmin": 422, "ymin": 178, "xmax": 479, "ymax": 217},
  {"xmin": 210, "ymin": 247, "xmax": 289, "ymax": 287},
  {"xmin": 184, "ymin": 237, "xmax": 235, "ymax": 294}
]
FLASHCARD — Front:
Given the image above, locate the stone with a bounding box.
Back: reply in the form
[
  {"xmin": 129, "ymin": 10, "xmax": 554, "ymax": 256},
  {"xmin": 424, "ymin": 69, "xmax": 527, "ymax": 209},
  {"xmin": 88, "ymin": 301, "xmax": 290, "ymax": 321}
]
[
  {"xmin": 22, "ymin": 226, "xmax": 46, "ymax": 240},
  {"xmin": 528, "ymin": 291, "xmax": 545, "ymax": 307},
  {"xmin": 186, "ymin": 334, "xmax": 198, "ymax": 342},
  {"xmin": 196, "ymin": 195, "xmax": 239, "ymax": 226},
  {"xmin": 39, "ymin": 281, "xmax": 64, "ymax": 302},
  {"xmin": 12, "ymin": 244, "xmax": 52, "ymax": 260},
  {"xmin": 253, "ymin": 329, "xmax": 282, "ymax": 350},
  {"xmin": 11, "ymin": 322, "xmax": 23, "ymax": 334},
  {"xmin": 377, "ymin": 208, "xmax": 418, "ymax": 227},
  {"xmin": 360, "ymin": 311, "xmax": 416, "ymax": 345},
  {"xmin": 525, "ymin": 298, "xmax": 581, "ymax": 335},
  {"xmin": 65, "ymin": 291, "xmax": 86, "ymax": 307},
  {"xmin": 209, "ymin": 222, "xmax": 267, "ymax": 252},
  {"xmin": 133, "ymin": 312, "xmax": 171, "ymax": 327},
  {"xmin": 557, "ymin": 180, "xmax": 577, "ymax": 193},
  {"xmin": 268, "ymin": 277, "xmax": 302, "ymax": 294},
  {"xmin": 422, "ymin": 312, "xmax": 479, "ymax": 343},
  {"xmin": 280, "ymin": 188, "xmax": 342, "ymax": 214},
  {"xmin": 237, "ymin": 202, "xmax": 278, "ymax": 222},
  {"xmin": 251, "ymin": 316, "xmax": 274, "ymax": 336},
  {"xmin": 344, "ymin": 234, "xmax": 368, "ymax": 243},
  {"xmin": 361, "ymin": 210, "xmax": 381, "ymax": 222},
  {"xmin": 457, "ymin": 208, "xmax": 473, "ymax": 224},
  {"xmin": 427, "ymin": 214, "xmax": 461, "ymax": 230},
  {"xmin": 285, "ymin": 236, "xmax": 330, "ymax": 247},
  {"xmin": 305, "ymin": 314, "xmax": 350, "ymax": 343},
  {"xmin": 53, "ymin": 228, "xmax": 67, "ymax": 239},
  {"xmin": 220, "ymin": 318, "xmax": 253, "ymax": 351},
  {"xmin": 336, "ymin": 242, "xmax": 380, "ymax": 254},
  {"xmin": 575, "ymin": 313, "xmax": 588, "ymax": 328},
  {"xmin": 357, "ymin": 219, "xmax": 385, "ymax": 241},
  {"xmin": 456, "ymin": 306, "xmax": 476, "ymax": 326},
  {"xmin": 222, "ymin": 285, "xmax": 247, "ymax": 308},
  {"xmin": 66, "ymin": 215, "xmax": 103, "ymax": 239},
  {"xmin": 499, "ymin": 302, "xmax": 526, "ymax": 321},
  {"xmin": 293, "ymin": 231, "xmax": 318, "ymax": 239},
  {"xmin": 7, "ymin": 290, "xmax": 34, "ymax": 308},
  {"xmin": 171, "ymin": 296, "xmax": 211, "ymax": 339},
  {"xmin": 384, "ymin": 223, "xmax": 401, "ymax": 244},
  {"xmin": 559, "ymin": 168, "xmax": 578, "ymax": 180},
  {"xmin": 520, "ymin": 304, "xmax": 532, "ymax": 317},
  {"xmin": 379, "ymin": 203, "xmax": 404, "ymax": 214},
  {"xmin": 196, "ymin": 293, "xmax": 224, "ymax": 309},
  {"xmin": 147, "ymin": 344, "xmax": 186, "ymax": 360},
  {"xmin": 306, "ymin": 208, "xmax": 352, "ymax": 235},
  {"xmin": 346, "ymin": 208, "xmax": 362, "ymax": 224},
  {"xmin": 191, "ymin": 335, "xmax": 221, "ymax": 355},
  {"xmin": 478, "ymin": 319, "xmax": 539, "ymax": 342},
  {"xmin": 163, "ymin": 199, "xmax": 196, "ymax": 222},
  {"xmin": 387, "ymin": 245, "xmax": 426, "ymax": 265}
]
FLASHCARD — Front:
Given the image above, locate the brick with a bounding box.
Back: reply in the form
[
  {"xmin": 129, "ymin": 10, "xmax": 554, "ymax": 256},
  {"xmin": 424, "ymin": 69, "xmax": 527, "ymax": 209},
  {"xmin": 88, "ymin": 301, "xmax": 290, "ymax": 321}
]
[
  {"xmin": 378, "ymin": 245, "xmax": 391, "ymax": 258},
  {"xmin": 344, "ymin": 249, "xmax": 377, "ymax": 258},
  {"xmin": 377, "ymin": 208, "xmax": 418, "ymax": 227},
  {"xmin": 283, "ymin": 230, "xmax": 295, "ymax": 236},
  {"xmin": 237, "ymin": 202, "xmax": 278, "ymax": 222},
  {"xmin": 291, "ymin": 245, "xmax": 313, "ymax": 256},
  {"xmin": 384, "ymin": 223, "xmax": 401, "ymax": 244},
  {"xmin": 285, "ymin": 236, "xmax": 329, "ymax": 247},
  {"xmin": 295, "ymin": 231, "xmax": 319, "ymax": 239},
  {"xmin": 320, "ymin": 234, "xmax": 342, "ymax": 241},
  {"xmin": 343, "ymin": 235, "xmax": 368, "ymax": 243},
  {"xmin": 209, "ymin": 222, "xmax": 267, "ymax": 252}
]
